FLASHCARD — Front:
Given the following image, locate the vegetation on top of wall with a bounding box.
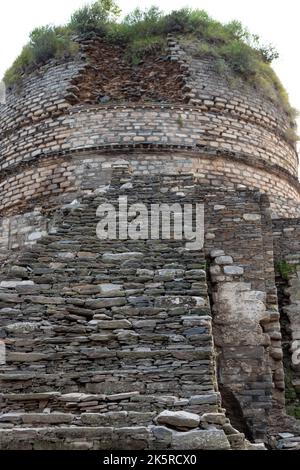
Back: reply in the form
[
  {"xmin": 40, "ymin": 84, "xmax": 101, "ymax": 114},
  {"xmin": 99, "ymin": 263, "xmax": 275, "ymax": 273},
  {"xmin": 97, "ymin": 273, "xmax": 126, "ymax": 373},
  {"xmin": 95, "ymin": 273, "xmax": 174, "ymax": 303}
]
[
  {"xmin": 3, "ymin": 0, "xmax": 297, "ymax": 121},
  {"xmin": 69, "ymin": 0, "xmax": 121, "ymax": 35},
  {"xmin": 284, "ymin": 127, "xmax": 300, "ymax": 144},
  {"xmin": 124, "ymin": 36, "xmax": 166, "ymax": 65},
  {"xmin": 4, "ymin": 26, "xmax": 79, "ymax": 86}
]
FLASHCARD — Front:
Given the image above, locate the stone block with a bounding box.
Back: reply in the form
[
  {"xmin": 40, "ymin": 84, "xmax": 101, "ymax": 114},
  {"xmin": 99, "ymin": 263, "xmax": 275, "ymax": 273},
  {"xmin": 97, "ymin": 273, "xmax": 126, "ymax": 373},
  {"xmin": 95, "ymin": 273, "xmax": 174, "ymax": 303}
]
[{"xmin": 156, "ymin": 410, "xmax": 200, "ymax": 429}]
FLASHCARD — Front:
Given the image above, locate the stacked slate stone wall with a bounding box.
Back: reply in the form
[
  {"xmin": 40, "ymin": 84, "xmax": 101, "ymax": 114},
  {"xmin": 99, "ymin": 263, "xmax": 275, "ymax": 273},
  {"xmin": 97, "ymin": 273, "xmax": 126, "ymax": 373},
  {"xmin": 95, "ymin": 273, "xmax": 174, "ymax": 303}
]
[
  {"xmin": 0, "ymin": 166, "xmax": 289, "ymax": 446},
  {"xmin": 0, "ymin": 170, "xmax": 255, "ymax": 450}
]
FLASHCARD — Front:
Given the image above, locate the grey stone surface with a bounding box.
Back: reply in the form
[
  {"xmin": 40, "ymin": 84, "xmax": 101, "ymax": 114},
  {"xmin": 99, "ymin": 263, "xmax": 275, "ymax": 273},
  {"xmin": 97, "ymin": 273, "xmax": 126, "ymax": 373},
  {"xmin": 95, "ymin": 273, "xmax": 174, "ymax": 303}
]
[
  {"xmin": 172, "ymin": 429, "xmax": 230, "ymax": 450},
  {"xmin": 223, "ymin": 266, "xmax": 244, "ymax": 275},
  {"xmin": 214, "ymin": 256, "xmax": 233, "ymax": 265},
  {"xmin": 156, "ymin": 410, "xmax": 200, "ymax": 429}
]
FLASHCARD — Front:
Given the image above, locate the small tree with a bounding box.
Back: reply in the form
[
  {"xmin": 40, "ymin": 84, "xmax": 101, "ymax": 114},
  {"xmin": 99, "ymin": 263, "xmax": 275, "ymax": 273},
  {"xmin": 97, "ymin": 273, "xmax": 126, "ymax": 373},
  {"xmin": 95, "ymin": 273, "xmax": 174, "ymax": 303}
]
[{"xmin": 70, "ymin": 0, "xmax": 121, "ymax": 35}]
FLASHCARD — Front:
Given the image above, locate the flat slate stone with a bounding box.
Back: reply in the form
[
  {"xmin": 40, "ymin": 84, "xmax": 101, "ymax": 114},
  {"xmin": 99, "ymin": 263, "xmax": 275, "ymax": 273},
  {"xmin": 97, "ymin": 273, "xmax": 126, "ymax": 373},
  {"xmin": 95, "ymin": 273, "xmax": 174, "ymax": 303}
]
[
  {"xmin": 102, "ymin": 252, "xmax": 143, "ymax": 261},
  {"xmin": 172, "ymin": 429, "xmax": 230, "ymax": 450},
  {"xmin": 95, "ymin": 320, "xmax": 132, "ymax": 329},
  {"xmin": 223, "ymin": 266, "xmax": 244, "ymax": 275},
  {"xmin": 157, "ymin": 410, "xmax": 200, "ymax": 429}
]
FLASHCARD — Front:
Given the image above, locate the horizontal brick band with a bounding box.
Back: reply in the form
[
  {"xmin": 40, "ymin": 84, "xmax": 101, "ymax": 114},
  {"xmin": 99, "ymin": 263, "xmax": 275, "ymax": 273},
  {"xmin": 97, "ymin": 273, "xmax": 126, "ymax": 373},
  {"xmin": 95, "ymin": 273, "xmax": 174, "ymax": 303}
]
[
  {"xmin": 0, "ymin": 149, "xmax": 299, "ymax": 218},
  {"xmin": 0, "ymin": 105, "xmax": 297, "ymax": 177}
]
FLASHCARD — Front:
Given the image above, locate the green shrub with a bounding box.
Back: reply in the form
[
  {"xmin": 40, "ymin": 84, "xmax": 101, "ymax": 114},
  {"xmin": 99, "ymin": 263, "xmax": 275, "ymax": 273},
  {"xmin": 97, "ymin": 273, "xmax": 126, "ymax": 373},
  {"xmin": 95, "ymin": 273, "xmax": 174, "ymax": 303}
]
[
  {"xmin": 219, "ymin": 40, "xmax": 258, "ymax": 77},
  {"xmin": 124, "ymin": 6, "xmax": 163, "ymax": 36},
  {"xmin": 69, "ymin": 0, "xmax": 121, "ymax": 35},
  {"xmin": 125, "ymin": 36, "xmax": 165, "ymax": 65},
  {"xmin": 29, "ymin": 26, "xmax": 75, "ymax": 63},
  {"xmin": 187, "ymin": 28, "xmax": 293, "ymax": 117},
  {"xmin": 187, "ymin": 9, "xmax": 212, "ymax": 30},
  {"xmin": 4, "ymin": 26, "xmax": 78, "ymax": 86},
  {"xmin": 275, "ymin": 260, "xmax": 296, "ymax": 280},
  {"xmin": 162, "ymin": 9, "xmax": 193, "ymax": 34},
  {"xmin": 4, "ymin": 45, "xmax": 34, "ymax": 86},
  {"xmin": 258, "ymin": 44, "xmax": 279, "ymax": 63},
  {"xmin": 195, "ymin": 42, "xmax": 219, "ymax": 58}
]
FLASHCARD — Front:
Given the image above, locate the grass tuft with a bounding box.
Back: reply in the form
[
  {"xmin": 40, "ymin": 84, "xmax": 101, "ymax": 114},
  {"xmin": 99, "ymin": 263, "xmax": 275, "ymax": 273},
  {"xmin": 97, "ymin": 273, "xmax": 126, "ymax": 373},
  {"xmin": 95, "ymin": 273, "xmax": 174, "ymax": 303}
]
[{"xmin": 3, "ymin": 1, "xmax": 297, "ymax": 122}]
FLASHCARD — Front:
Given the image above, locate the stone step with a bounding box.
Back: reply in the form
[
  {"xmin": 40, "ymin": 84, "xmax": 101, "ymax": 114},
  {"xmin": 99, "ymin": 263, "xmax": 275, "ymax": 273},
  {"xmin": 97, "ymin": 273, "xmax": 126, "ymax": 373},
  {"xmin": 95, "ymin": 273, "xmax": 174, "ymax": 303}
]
[
  {"xmin": 0, "ymin": 183, "xmax": 225, "ymax": 450},
  {"xmin": 0, "ymin": 369, "xmax": 216, "ymax": 393},
  {"xmin": 277, "ymin": 436, "xmax": 300, "ymax": 450},
  {"xmin": 5, "ymin": 347, "xmax": 212, "ymax": 362},
  {"xmin": 1, "ymin": 391, "xmax": 220, "ymax": 415},
  {"xmin": 1, "ymin": 380, "xmax": 216, "ymax": 401},
  {"xmin": 2, "ymin": 336, "xmax": 212, "ymax": 349},
  {"xmin": 0, "ymin": 425, "xmax": 232, "ymax": 450},
  {"xmin": 0, "ymin": 410, "xmax": 156, "ymax": 427},
  {"xmin": 0, "ymin": 425, "xmax": 155, "ymax": 450}
]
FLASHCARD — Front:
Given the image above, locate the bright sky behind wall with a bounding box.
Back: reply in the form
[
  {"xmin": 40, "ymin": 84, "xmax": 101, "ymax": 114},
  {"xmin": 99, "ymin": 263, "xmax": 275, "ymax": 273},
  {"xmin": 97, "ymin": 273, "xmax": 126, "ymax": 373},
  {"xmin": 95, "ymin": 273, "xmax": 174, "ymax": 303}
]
[{"xmin": 0, "ymin": 0, "xmax": 299, "ymax": 130}]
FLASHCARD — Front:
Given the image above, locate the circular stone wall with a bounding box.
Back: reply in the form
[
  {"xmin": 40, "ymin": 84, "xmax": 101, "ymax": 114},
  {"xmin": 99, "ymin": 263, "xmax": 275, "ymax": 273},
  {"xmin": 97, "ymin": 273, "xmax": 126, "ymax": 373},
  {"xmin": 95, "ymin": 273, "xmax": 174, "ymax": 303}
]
[{"xmin": 0, "ymin": 39, "xmax": 298, "ymax": 218}]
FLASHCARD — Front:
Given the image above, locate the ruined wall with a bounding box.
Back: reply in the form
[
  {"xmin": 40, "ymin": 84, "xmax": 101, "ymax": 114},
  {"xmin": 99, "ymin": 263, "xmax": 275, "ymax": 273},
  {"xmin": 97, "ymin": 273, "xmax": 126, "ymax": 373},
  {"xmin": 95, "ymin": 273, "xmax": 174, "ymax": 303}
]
[
  {"xmin": 0, "ymin": 170, "xmax": 255, "ymax": 450},
  {"xmin": 0, "ymin": 35, "xmax": 299, "ymax": 447},
  {"xmin": 69, "ymin": 38, "xmax": 185, "ymax": 105},
  {"xmin": 199, "ymin": 189, "xmax": 283, "ymax": 438},
  {"xmin": 0, "ymin": 37, "xmax": 299, "ymax": 224},
  {"xmin": 0, "ymin": 165, "xmax": 289, "ymax": 445},
  {"xmin": 272, "ymin": 219, "xmax": 300, "ymax": 417},
  {"xmin": 2, "ymin": 149, "xmax": 300, "ymax": 257}
]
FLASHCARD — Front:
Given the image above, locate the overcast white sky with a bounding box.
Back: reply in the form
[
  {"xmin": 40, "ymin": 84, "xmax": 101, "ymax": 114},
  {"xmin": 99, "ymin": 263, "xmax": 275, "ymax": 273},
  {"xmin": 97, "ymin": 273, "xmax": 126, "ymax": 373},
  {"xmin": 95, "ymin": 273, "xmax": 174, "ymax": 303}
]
[{"xmin": 0, "ymin": 0, "xmax": 299, "ymax": 127}]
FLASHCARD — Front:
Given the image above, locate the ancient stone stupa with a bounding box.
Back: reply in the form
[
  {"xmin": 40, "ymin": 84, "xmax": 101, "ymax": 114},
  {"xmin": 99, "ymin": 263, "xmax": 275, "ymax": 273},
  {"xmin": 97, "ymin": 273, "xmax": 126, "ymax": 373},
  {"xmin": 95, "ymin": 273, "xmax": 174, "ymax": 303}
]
[{"xmin": 0, "ymin": 2, "xmax": 300, "ymax": 450}]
